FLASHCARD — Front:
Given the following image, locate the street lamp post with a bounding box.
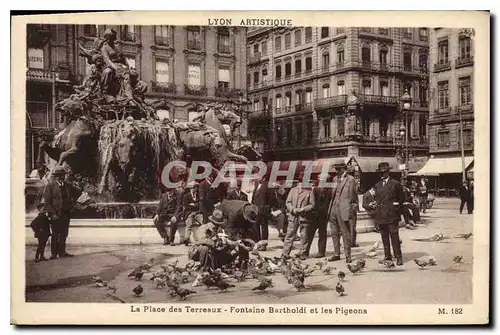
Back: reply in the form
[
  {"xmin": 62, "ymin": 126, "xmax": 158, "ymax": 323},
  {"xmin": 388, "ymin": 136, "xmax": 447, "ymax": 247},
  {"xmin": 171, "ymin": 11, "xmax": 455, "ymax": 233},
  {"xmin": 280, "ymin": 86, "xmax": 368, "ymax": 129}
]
[{"xmin": 400, "ymin": 88, "xmax": 412, "ymax": 183}]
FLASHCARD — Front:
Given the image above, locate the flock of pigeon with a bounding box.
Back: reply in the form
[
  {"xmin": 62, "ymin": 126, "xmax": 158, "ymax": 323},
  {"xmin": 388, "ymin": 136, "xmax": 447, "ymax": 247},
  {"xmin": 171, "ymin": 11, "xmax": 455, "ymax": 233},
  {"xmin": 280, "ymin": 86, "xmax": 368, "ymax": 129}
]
[{"xmin": 90, "ymin": 231, "xmax": 472, "ymax": 302}]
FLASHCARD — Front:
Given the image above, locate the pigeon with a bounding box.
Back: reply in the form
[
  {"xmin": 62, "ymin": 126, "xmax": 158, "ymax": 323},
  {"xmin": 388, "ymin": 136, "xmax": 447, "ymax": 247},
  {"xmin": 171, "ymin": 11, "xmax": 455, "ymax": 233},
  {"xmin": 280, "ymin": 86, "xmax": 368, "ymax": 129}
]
[
  {"xmin": 106, "ymin": 283, "xmax": 117, "ymax": 294},
  {"xmin": 315, "ymin": 259, "xmax": 326, "ymax": 270},
  {"xmin": 366, "ymin": 251, "xmax": 378, "ymax": 258},
  {"xmin": 174, "ymin": 287, "xmax": 196, "ymax": 300},
  {"xmin": 430, "ymin": 233, "xmax": 445, "ymax": 242},
  {"xmin": 200, "ymin": 272, "xmax": 219, "ymax": 290},
  {"xmin": 337, "ymin": 271, "xmax": 346, "ymax": 282},
  {"xmin": 367, "ymin": 241, "xmax": 381, "ymax": 253},
  {"xmin": 323, "ymin": 266, "xmax": 335, "ymax": 275},
  {"xmin": 379, "ymin": 260, "xmax": 395, "ymax": 268},
  {"xmin": 453, "ymin": 255, "xmax": 464, "ymax": 263},
  {"xmin": 91, "ymin": 276, "xmax": 103, "ymax": 283},
  {"xmin": 457, "ymin": 233, "xmax": 473, "ymax": 240},
  {"xmin": 427, "ymin": 256, "xmax": 437, "ymax": 266},
  {"xmin": 215, "ymin": 279, "xmax": 235, "ymax": 292},
  {"xmin": 133, "ymin": 284, "xmax": 143, "ymax": 296},
  {"xmin": 154, "ymin": 277, "xmax": 167, "ymax": 289},
  {"xmin": 347, "ymin": 262, "xmax": 363, "ymax": 274},
  {"xmin": 252, "ymin": 277, "xmax": 274, "ymax": 292},
  {"xmin": 355, "ymin": 259, "xmax": 366, "ymax": 269},
  {"xmin": 292, "ymin": 278, "xmax": 306, "ymax": 291},
  {"xmin": 414, "ymin": 259, "xmax": 429, "ymax": 269},
  {"xmin": 335, "ymin": 282, "xmax": 345, "ymax": 296},
  {"xmin": 233, "ymin": 270, "xmax": 246, "ymax": 282},
  {"xmin": 95, "ymin": 281, "xmax": 107, "ymax": 288}
]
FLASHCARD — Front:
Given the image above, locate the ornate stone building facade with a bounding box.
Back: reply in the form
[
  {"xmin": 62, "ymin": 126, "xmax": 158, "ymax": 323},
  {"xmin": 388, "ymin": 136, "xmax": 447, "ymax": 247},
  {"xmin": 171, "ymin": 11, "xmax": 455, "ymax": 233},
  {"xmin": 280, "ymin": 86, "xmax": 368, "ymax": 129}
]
[
  {"xmin": 78, "ymin": 25, "xmax": 248, "ymax": 130},
  {"xmin": 26, "ymin": 24, "xmax": 77, "ymax": 175},
  {"xmin": 420, "ymin": 28, "xmax": 474, "ymax": 184},
  {"xmin": 246, "ymin": 27, "xmax": 430, "ymax": 187},
  {"xmin": 26, "ymin": 24, "xmax": 249, "ymax": 175}
]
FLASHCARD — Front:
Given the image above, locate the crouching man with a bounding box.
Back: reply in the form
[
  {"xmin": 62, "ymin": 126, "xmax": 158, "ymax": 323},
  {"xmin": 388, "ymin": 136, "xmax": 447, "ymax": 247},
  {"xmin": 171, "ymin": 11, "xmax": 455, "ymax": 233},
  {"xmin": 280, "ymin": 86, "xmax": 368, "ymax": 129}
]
[{"xmin": 188, "ymin": 209, "xmax": 252, "ymax": 270}]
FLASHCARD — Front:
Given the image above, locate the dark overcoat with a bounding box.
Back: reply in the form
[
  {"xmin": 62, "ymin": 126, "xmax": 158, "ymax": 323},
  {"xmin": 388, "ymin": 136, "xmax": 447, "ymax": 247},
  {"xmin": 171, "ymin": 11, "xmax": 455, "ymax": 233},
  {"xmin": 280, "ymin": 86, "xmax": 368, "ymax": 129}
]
[{"xmin": 373, "ymin": 178, "xmax": 404, "ymax": 225}]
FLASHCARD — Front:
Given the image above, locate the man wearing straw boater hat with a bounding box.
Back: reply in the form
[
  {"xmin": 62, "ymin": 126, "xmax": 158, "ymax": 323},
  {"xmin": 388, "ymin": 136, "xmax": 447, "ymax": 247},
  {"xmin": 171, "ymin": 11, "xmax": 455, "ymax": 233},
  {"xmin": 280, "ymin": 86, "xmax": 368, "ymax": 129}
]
[
  {"xmin": 327, "ymin": 159, "xmax": 358, "ymax": 263},
  {"xmin": 373, "ymin": 161, "xmax": 405, "ymax": 266},
  {"xmin": 43, "ymin": 165, "xmax": 81, "ymax": 259}
]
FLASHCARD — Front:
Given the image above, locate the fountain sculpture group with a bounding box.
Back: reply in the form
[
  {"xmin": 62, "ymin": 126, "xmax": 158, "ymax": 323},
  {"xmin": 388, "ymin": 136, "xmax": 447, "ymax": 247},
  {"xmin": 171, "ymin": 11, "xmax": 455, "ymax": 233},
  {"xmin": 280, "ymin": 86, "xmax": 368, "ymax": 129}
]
[{"xmin": 32, "ymin": 29, "xmax": 258, "ymax": 217}]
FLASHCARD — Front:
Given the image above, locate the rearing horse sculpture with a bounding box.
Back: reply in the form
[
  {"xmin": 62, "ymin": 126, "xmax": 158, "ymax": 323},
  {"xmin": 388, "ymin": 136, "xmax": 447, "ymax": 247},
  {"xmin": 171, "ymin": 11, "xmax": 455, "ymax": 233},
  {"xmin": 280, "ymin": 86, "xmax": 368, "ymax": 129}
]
[{"xmin": 200, "ymin": 106, "xmax": 247, "ymax": 163}]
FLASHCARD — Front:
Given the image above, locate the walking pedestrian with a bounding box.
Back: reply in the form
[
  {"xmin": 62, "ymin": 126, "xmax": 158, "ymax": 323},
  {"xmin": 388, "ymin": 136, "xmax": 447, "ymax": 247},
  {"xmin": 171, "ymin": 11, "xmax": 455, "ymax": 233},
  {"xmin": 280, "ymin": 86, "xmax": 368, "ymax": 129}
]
[
  {"xmin": 305, "ymin": 172, "xmax": 332, "ymax": 258},
  {"xmin": 417, "ymin": 177, "xmax": 428, "ymax": 213},
  {"xmin": 154, "ymin": 186, "xmax": 183, "ymax": 245},
  {"xmin": 43, "ymin": 166, "xmax": 81, "ymax": 259},
  {"xmin": 281, "ymin": 171, "xmax": 315, "ymax": 260},
  {"xmin": 373, "ymin": 162, "xmax": 405, "ymax": 266},
  {"xmin": 327, "ymin": 160, "xmax": 358, "ymax": 263},
  {"xmin": 459, "ymin": 180, "xmax": 473, "ymax": 214}
]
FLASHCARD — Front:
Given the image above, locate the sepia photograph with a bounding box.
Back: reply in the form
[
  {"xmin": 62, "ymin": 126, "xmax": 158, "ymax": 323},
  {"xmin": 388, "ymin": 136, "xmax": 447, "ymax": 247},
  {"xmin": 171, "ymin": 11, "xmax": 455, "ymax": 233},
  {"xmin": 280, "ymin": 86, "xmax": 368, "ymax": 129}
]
[{"xmin": 11, "ymin": 11, "xmax": 490, "ymax": 325}]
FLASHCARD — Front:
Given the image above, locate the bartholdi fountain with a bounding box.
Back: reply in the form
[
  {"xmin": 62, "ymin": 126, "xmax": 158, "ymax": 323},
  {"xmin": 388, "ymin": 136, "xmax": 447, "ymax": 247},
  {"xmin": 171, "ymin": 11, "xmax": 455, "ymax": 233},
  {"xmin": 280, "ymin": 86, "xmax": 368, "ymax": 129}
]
[{"xmin": 26, "ymin": 28, "xmax": 259, "ymax": 219}]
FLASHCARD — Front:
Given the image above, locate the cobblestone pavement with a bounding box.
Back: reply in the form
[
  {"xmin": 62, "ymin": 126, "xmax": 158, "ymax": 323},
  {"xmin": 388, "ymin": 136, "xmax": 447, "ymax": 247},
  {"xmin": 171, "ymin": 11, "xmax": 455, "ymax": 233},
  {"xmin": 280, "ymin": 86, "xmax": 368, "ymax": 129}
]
[{"xmin": 25, "ymin": 198, "xmax": 473, "ymax": 304}]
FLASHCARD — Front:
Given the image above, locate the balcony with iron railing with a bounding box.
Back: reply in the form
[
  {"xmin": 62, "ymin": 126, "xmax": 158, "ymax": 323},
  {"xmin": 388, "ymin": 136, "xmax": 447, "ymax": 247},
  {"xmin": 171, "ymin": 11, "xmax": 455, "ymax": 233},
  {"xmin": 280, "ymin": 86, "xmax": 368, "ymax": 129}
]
[
  {"xmin": 248, "ymin": 80, "xmax": 272, "ymax": 91},
  {"xmin": 155, "ymin": 36, "xmax": 170, "ymax": 46},
  {"xmin": 184, "ymin": 84, "xmax": 207, "ymax": 96},
  {"xmin": 218, "ymin": 44, "xmax": 231, "ymax": 54},
  {"xmin": 379, "ymin": 28, "xmax": 389, "ymax": 35},
  {"xmin": 419, "ymin": 34, "xmax": 428, "ymax": 42},
  {"xmin": 314, "ymin": 95, "xmax": 348, "ymax": 110},
  {"xmin": 26, "ymin": 68, "xmax": 54, "ymax": 82},
  {"xmin": 360, "ymin": 94, "xmax": 399, "ymax": 106},
  {"xmin": 403, "ymin": 32, "xmax": 412, "ymax": 39},
  {"xmin": 433, "ymin": 61, "xmax": 451, "ymax": 72},
  {"xmin": 151, "ymin": 81, "xmax": 176, "ymax": 94},
  {"xmin": 187, "ymin": 40, "xmax": 202, "ymax": 50},
  {"xmin": 455, "ymin": 56, "xmax": 474, "ymax": 68}
]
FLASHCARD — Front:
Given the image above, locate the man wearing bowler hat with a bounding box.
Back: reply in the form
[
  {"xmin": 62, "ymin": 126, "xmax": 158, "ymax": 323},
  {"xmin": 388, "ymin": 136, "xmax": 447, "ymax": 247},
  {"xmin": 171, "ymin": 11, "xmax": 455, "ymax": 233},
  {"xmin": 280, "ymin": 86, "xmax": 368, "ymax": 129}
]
[
  {"xmin": 327, "ymin": 159, "xmax": 358, "ymax": 263},
  {"xmin": 43, "ymin": 166, "xmax": 82, "ymax": 259},
  {"xmin": 305, "ymin": 172, "xmax": 333, "ymax": 258},
  {"xmin": 373, "ymin": 161, "xmax": 405, "ymax": 266},
  {"xmin": 216, "ymin": 199, "xmax": 258, "ymax": 241}
]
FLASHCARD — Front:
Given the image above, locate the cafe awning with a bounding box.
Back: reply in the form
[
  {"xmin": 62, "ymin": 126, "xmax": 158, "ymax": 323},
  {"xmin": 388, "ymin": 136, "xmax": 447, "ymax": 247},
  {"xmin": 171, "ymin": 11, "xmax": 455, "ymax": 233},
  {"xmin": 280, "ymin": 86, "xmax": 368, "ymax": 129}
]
[{"xmin": 412, "ymin": 156, "xmax": 474, "ymax": 175}]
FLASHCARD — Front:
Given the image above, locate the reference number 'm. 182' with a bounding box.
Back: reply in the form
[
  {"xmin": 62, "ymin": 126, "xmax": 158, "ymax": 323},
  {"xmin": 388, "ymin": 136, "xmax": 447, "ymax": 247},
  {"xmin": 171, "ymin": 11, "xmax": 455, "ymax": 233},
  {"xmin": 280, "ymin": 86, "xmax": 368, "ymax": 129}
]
[{"xmin": 438, "ymin": 308, "xmax": 463, "ymax": 315}]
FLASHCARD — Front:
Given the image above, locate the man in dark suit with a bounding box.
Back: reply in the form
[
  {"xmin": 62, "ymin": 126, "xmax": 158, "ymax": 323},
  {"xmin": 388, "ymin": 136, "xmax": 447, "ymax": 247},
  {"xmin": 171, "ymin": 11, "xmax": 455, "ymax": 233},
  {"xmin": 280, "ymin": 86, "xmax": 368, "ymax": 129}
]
[
  {"xmin": 154, "ymin": 186, "xmax": 183, "ymax": 245},
  {"xmin": 43, "ymin": 166, "xmax": 81, "ymax": 259},
  {"xmin": 226, "ymin": 179, "xmax": 248, "ymax": 202},
  {"xmin": 459, "ymin": 180, "xmax": 473, "ymax": 214},
  {"xmin": 305, "ymin": 172, "xmax": 332, "ymax": 258},
  {"xmin": 373, "ymin": 161, "xmax": 405, "ymax": 266},
  {"xmin": 182, "ymin": 181, "xmax": 203, "ymax": 245},
  {"xmin": 251, "ymin": 176, "xmax": 272, "ymax": 245},
  {"xmin": 199, "ymin": 175, "xmax": 217, "ymax": 224},
  {"xmin": 216, "ymin": 199, "xmax": 258, "ymax": 241},
  {"xmin": 362, "ymin": 187, "xmax": 378, "ymax": 232},
  {"xmin": 327, "ymin": 160, "xmax": 358, "ymax": 263}
]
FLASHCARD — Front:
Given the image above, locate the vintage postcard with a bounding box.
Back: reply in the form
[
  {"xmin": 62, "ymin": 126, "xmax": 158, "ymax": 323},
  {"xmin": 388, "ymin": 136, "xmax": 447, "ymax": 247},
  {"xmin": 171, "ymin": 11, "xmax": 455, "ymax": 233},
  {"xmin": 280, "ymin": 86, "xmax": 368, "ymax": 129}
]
[{"xmin": 11, "ymin": 11, "xmax": 490, "ymax": 325}]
